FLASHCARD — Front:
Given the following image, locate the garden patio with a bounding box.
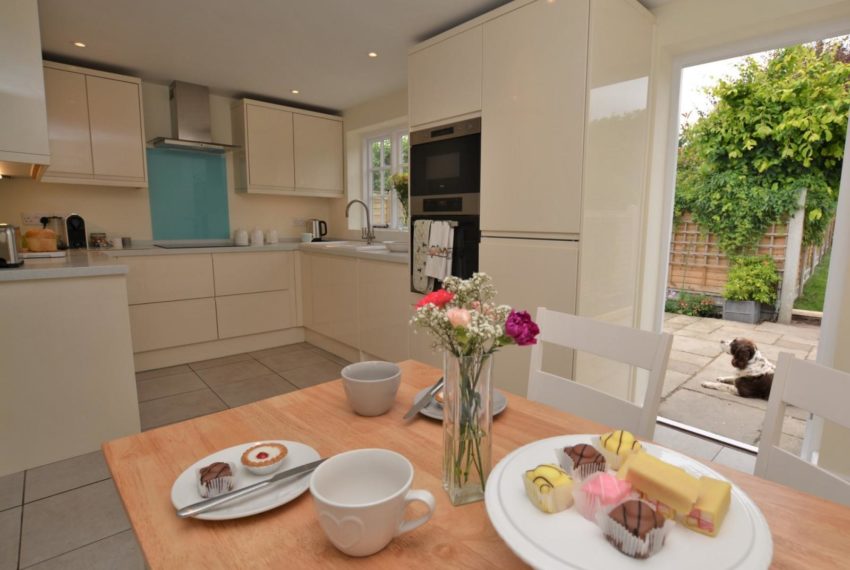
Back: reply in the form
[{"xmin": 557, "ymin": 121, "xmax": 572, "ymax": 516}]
[{"xmin": 659, "ymin": 312, "xmax": 820, "ymax": 454}]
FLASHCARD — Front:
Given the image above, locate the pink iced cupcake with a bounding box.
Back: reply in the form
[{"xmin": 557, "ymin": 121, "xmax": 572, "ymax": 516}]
[{"xmin": 573, "ymin": 472, "xmax": 633, "ymax": 520}]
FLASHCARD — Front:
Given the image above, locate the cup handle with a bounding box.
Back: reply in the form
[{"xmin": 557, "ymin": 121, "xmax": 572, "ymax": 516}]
[{"xmin": 396, "ymin": 489, "xmax": 436, "ymax": 536}]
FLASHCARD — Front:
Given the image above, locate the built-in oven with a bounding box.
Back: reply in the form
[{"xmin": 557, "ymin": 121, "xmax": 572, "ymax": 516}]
[
  {"xmin": 409, "ymin": 118, "xmax": 481, "ymax": 293},
  {"xmin": 410, "ymin": 118, "xmax": 480, "ymax": 197}
]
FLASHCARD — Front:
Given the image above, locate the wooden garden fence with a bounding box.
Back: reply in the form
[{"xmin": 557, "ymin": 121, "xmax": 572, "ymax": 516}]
[{"xmin": 668, "ymin": 212, "xmax": 834, "ymax": 303}]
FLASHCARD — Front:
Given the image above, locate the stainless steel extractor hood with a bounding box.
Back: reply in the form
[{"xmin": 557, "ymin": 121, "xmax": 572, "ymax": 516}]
[{"xmin": 149, "ymin": 81, "xmax": 238, "ymax": 153}]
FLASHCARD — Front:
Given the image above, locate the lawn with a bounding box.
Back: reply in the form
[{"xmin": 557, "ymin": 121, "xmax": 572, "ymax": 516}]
[{"xmin": 794, "ymin": 251, "xmax": 831, "ymax": 311}]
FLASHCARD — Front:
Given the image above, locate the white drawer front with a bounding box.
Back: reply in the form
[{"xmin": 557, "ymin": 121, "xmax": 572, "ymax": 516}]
[
  {"xmin": 129, "ymin": 298, "xmax": 217, "ymax": 352},
  {"xmin": 216, "ymin": 290, "xmax": 295, "ymax": 339},
  {"xmin": 213, "ymin": 251, "xmax": 292, "ymax": 296},
  {"xmin": 121, "ymin": 254, "xmax": 214, "ymax": 305}
]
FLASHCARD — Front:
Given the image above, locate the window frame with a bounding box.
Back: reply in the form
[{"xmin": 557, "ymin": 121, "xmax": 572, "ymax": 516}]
[{"xmin": 362, "ymin": 128, "xmax": 409, "ymax": 230}]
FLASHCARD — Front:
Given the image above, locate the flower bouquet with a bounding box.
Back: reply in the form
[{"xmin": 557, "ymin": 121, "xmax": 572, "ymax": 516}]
[{"xmin": 411, "ymin": 273, "xmax": 539, "ymax": 505}]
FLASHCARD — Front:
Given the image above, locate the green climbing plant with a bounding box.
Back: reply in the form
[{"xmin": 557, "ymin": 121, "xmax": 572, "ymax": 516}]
[{"xmin": 676, "ymin": 42, "xmax": 850, "ymax": 254}]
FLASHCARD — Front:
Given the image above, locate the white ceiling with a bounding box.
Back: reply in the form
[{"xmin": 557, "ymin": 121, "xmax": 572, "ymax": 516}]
[{"xmin": 37, "ymin": 0, "xmax": 511, "ymax": 113}]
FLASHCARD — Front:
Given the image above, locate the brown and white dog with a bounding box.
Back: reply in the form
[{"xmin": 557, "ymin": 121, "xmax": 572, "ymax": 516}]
[{"xmin": 700, "ymin": 338, "xmax": 775, "ymax": 399}]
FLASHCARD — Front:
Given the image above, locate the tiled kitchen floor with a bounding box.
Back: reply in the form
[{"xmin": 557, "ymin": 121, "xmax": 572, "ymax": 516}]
[{"xmin": 0, "ymin": 342, "xmax": 757, "ymax": 569}]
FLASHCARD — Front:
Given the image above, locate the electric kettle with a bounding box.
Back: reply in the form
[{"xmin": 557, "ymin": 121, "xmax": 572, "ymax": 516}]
[
  {"xmin": 307, "ymin": 219, "xmax": 328, "ymax": 242},
  {"xmin": 0, "ymin": 223, "xmax": 23, "ymax": 268}
]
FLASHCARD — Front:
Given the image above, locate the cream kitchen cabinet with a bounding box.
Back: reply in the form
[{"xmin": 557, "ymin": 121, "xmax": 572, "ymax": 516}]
[
  {"xmin": 232, "ymin": 99, "xmax": 343, "ymax": 197},
  {"xmin": 301, "ymin": 253, "xmax": 358, "ymax": 348},
  {"xmin": 212, "ymin": 251, "xmax": 292, "ymax": 296},
  {"xmin": 293, "ymin": 114, "xmax": 343, "ymax": 193},
  {"xmin": 129, "ymin": 298, "xmax": 218, "ymax": 353},
  {"xmin": 41, "ymin": 61, "xmax": 147, "ymax": 188},
  {"xmin": 408, "ymin": 26, "xmax": 482, "ymax": 128},
  {"xmin": 479, "ymin": 237, "xmax": 579, "ymax": 396},
  {"xmin": 122, "ymin": 254, "xmax": 214, "ymax": 305},
  {"xmin": 216, "ymin": 290, "xmax": 295, "ymax": 339},
  {"xmin": 0, "ymin": 0, "xmax": 50, "ymax": 177},
  {"xmin": 480, "ymin": 0, "xmax": 589, "ymax": 237},
  {"xmin": 357, "ymin": 259, "xmax": 410, "ymax": 362}
]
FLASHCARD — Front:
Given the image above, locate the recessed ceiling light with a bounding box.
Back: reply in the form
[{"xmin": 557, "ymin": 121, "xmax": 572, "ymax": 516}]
[
  {"xmin": 368, "ymin": 52, "xmax": 378, "ymax": 58},
  {"xmin": 73, "ymin": 41, "xmax": 86, "ymax": 48},
  {"xmin": 291, "ymin": 89, "xmax": 300, "ymax": 95}
]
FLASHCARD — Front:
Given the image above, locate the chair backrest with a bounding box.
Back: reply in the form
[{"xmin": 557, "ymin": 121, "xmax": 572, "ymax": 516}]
[
  {"xmin": 526, "ymin": 307, "xmax": 673, "ymax": 440},
  {"xmin": 755, "ymin": 353, "xmax": 850, "ymax": 506}
]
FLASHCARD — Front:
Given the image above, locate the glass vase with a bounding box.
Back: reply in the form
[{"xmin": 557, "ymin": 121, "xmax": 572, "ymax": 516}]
[{"xmin": 442, "ymin": 351, "xmax": 493, "ymax": 505}]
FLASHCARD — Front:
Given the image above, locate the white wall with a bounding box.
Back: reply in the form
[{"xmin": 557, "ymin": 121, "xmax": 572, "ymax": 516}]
[
  {"xmin": 640, "ymin": 0, "xmax": 850, "ymax": 475},
  {"xmin": 0, "ymin": 79, "xmax": 330, "ymax": 240},
  {"xmin": 328, "ymin": 87, "xmax": 408, "ymax": 240}
]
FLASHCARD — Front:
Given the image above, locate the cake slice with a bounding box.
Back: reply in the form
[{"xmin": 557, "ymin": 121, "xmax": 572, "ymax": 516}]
[
  {"xmin": 681, "ymin": 476, "xmax": 732, "ymax": 537},
  {"xmin": 617, "ymin": 452, "xmax": 699, "ymax": 518}
]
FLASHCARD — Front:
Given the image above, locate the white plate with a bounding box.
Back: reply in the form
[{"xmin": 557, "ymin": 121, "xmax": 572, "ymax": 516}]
[
  {"xmin": 170, "ymin": 440, "xmax": 320, "ymax": 521},
  {"xmin": 412, "ymin": 387, "xmax": 508, "ymax": 420},
  {"xmin": 485, "ymin": 435, "xmax": 772, "ymax": 569}
]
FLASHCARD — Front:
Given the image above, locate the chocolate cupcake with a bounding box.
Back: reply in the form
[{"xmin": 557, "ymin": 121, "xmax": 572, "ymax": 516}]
[
  {"xmin": 600, "ymin": 499, "xmax": 670, "ymax": 559},
  {"xmin": 556, "ymin": 443, "xmax": 607, "ymax": 481},
  {"xmin": 197, "ymin": 461, "xmax": 236, "ymax": 498}
]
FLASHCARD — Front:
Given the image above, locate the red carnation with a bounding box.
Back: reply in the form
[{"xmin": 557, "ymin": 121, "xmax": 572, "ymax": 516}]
[{"xmin": 416, "ymin": 289, "xmax": 454, "ymax": 309}]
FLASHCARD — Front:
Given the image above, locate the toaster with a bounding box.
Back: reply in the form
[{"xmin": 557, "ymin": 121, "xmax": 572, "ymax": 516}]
[{"xmin": 0, "ymin": 223, "xmax": 24, "ymax": 268}]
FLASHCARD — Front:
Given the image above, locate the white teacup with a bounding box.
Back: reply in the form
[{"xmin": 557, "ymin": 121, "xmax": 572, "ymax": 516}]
[
  {"xmin": 341, "ymin": 361, "xmax": 400, "ymax": 416},
  {"xmin": 310, "ymin": 449, "xmax": 436, "ymax": 557}
]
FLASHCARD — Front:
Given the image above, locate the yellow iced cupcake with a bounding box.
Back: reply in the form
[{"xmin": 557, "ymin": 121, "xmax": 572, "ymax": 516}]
[
  {"xmin": 595, "ymin": 430, "xmax": 642, "ymax": 469},
  {"xmin": 523, "ymin": 464, "xmax": 574, "ymax": 513}
]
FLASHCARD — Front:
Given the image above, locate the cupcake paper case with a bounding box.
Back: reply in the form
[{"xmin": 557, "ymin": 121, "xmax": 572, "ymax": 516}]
[
  {"xmin": 597, "ymin": 498, "xmax": 672, "ymax": 559},
  {"xmin": 197, "ymin": 461, "xmax": 236, "ymax": 498},
  {"xmin": 555, "ymin": 444, "xmax": 607, "ymax": 482}
]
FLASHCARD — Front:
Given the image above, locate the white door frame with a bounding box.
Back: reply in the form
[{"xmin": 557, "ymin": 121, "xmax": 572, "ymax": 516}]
[{"xmin": 654, "ymin": 22, "xmax": 850, "ymax": 458}]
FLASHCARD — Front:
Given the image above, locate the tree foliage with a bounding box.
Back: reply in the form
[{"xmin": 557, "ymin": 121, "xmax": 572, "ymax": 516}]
[{"xmin": 676, "ymin": 42, "xmax": 850, "ymax": 253}]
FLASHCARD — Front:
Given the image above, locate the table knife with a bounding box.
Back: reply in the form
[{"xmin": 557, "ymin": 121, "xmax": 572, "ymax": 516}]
[
  {"xmin": 403, "ymin": 377, "xmax": 444, "ymax": 421},
  {"xmin": 176, "ymin": 458, "xmax": 326, "ymax": 518}
]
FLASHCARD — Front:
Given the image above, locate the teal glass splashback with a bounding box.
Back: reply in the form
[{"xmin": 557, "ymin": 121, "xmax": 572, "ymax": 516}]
[{"xmin": 146, "ymin": 148, "xmax": 230, "ymax": 240}]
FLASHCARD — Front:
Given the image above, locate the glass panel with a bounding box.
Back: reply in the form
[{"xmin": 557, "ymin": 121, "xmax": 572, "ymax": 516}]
[
  {"xmin": 400, "ymin": 134, "xmax": 409, "ymax": 166},
  {"xmin": 383, "ymin": 138, "xmax": 392, "ymax": 167},
  {"xmin": 371, "ymin": 140, "xmax": 382, "ymax": 169}
]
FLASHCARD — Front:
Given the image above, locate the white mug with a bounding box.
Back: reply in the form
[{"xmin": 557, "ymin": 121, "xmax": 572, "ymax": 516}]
[
  {"xmin": 341, "ymin": 361, "xmax": 400, "ymax": 416},
  {"xmin": 301, "ymin": 232, "xmax": 314, "ymax": 243},
  {"xmin": 310, "ymin": 449, "xmax": 435, "ymax": 557},
  {"xmin": 265, "ymin": 229, "xmax": 279, "ymax": 244},
  {"xmin": 234, "ymin": 229, "xmax": 249, "ymax": 246},
  {"xmin": 110, "ymin": 237, "xmax": 123, "ymax": 249},
  {"xmin": 250, "ymin": 228, "xmax": 264, "ymax": 246}
]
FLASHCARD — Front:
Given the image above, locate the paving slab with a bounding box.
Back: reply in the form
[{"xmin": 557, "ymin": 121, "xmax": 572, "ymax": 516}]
[
  {"xmin": 658, "ymin": 388, "xmax": 765, "ymax": 445},
  {"xmin": 671, "ymin": 335, "xmax": 723, "ymax": 358},
  {"xmin": 661, "ymin": 370, "xmax": 691, "ymax": 398},
  {"xmin": 678, "ymin": 319, "xmax": 725, "ymax": 334},
  {"xmin": 667, "ymin": 349, "xmax": 713, "ymax": 368}
]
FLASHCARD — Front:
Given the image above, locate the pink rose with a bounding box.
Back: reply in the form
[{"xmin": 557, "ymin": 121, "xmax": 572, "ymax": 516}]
[{"xmin": 446, "ymin": 307, "xmax": 471, "ymax": 328}]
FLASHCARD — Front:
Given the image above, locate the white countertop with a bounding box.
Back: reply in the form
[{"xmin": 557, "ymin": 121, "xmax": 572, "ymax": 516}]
[
  {"xmin": 0, "ymin": 239, "xmax": 408, "ymax": 283},
  {"xmin": 0, "ymin": 250, "xmax": 127, "ymax": 282}
]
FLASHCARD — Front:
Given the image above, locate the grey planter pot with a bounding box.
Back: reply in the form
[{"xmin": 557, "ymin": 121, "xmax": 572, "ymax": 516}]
[{"xmin": 723, "ymin": 300, "xmax": 763, "ymax": 324}]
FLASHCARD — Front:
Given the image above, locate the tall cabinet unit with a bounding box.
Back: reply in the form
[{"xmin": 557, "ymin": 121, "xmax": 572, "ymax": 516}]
[
  {"xmin": 0, "ymin": 0, "xmax": 50, "ymax": 177},
  {"xmin": 408, "ymin": 0, "xmax": 655, "ymax": 398},
  {"xmin": 41, "ymin": 61, "xmax": 147, "ymax": 188}
]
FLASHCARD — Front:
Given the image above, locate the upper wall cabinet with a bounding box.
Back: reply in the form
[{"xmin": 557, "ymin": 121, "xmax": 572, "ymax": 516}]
[
  {"xmin": 480, "ymin": 0, "xmax": 589, "ymax": 237},
  {"xmin": 231, "ymin": 99, "xmax": 343, "ymax": 197},
  {"xmin": 41, "ymin": 61, "xmax": 147, "ymax": 188},
  {"xmin": 408, "ymin": 26, "xmax": 482, "ymax": 128},
  {"xmin": 0, "ymin": 0, "xmax": 50, "ymax": 177}
]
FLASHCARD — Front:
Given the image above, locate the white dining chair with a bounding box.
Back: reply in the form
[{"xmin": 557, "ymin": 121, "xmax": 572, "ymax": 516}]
[
  {"xmin": 755, "ymin": 353, "xmax": 850, "ymax": 506},
  {"xmin": 526, "ymin": 307, "xmax": 673, "ymax": 440}
]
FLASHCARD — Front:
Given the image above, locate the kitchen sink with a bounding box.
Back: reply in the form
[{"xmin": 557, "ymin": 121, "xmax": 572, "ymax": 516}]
[{"xmin": 315, "ymin": 241, "xmax": 388, "ymax": 252}]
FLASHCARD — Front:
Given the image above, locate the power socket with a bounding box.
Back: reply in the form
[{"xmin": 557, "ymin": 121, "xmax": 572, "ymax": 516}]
[
  {"xmin": 292, "ymin": 218, "xmax": 306, "ymax": 228},
  {"xmin": 21, "ymin": 212, "xmax": 52, "ymax": 226}
]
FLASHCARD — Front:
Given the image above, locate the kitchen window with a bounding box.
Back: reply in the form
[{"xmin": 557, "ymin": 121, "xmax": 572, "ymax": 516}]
[{"xmin": 363, "ymin": 129, "xmax": 409, "ymax": 229}]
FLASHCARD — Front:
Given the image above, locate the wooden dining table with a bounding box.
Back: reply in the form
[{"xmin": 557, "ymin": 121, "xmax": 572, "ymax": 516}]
[{"xmin": 104, "ymin": 360, "xmax": 850, "ymax": 568}]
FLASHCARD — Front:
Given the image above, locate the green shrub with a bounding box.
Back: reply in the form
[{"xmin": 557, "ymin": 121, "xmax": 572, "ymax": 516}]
[
  {"xmin": 724, "ymin": 256, "xmax": 780, "ymax": 304},
  {"xmin": 665, "ymin": 292, "xmax": 720, "ymax": 317}
]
